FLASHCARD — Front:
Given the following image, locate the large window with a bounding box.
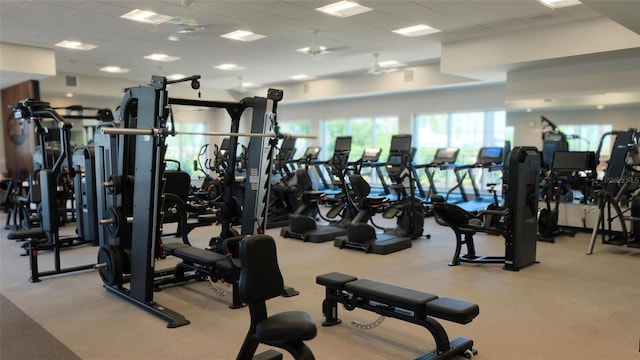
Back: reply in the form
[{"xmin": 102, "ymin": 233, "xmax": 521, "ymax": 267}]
[
  {"xmin": 278, "ymin": 119, "xmax": 312, "ymax": 160},
  {"xmin": 321, "ymin": 116, "xmax": 399, "ymax": 161},
  {"xmin": 413, "ymin": 110, "xmax": 507, "ymax": 196}
]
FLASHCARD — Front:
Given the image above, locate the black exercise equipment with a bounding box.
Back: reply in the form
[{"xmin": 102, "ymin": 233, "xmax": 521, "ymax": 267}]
[
  {"xmin": 92, "ymin": 75, "xmax": 288, "ymax": 327},
  {"xmin": 447, "ymin": 147, "xmax": 504, "ymax": 207},
  {"xmin": 587, "ymin": 141, "xmax": 640, "ymax": 254},
  {"xmin": 236, "ymin": 235, "xmax": 317, "ymax": 360},
  {"xmin": 280, "ymin": 137, "xmax": 354, "ymax": 243},
  {"xmin": 6, "ymin": 169, "xmax": 94, "ymax": 282},
  {"xmin": 316, "ymin": 272, "xmax": 478, "ymax": 360},
  {"xmin": 418, "ymin": 147, "xmax": 459, "ymax": 200},
  {"xmin": 333, "ymin": 174, "xmax": 413, "ymax": 254},
  {"xmin": 540, "ymin": 116, "xmax": 569, "ymax": 171},
  {"xmin": 433, "ymin": 146, "xmax": 540, "ymax": 271},
  {"xmin": 538, "ymin": 151, "xmax": 596, "ymax": 242}
]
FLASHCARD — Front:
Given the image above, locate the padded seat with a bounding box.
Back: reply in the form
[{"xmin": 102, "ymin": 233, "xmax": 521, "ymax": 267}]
[
  {"xmin": 256, "ymin": 311, "xmax": 317, "ymax": 343},
  {"xmin": 345, "ymin": 279, "xmax": 438, "ymax": 314},
  {"xmin": 7, "ymin": 228, "xmax": 47, "ymax": 240},
  {"xmin": 172, "ymin": 246, "xmax": 226, "ymax": 266},
  {"xmin": 316, "ymin": 272, "xmax": 358, "ymax": 290},
  {"xmin": 426, "ymin": 297, "xmax": 479, "ymax": 324},
  {"xmin": 163, "ymin": 242, "xmax": 189, "ymax": 256}
]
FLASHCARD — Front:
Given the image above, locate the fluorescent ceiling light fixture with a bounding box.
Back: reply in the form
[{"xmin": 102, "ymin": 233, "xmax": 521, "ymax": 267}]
[
  {"xmin": 537, "ymin": 0, "xmax": 582, "ymax": 8},
  {"xmin": 120, "ymin": 9, "xmax": 174, "ymax": 24},
  {"xmin": 290, "ymin": 74, "xmax": 316, "ymax": 81},
  {"xmin": 378, "ymin": 60, "xmax": 404, "ymax": 68},
  {"xmin": 214, "ymin": 63, "xmax": 245, "ymax": 71},
  {"xmin": 393, "ymin": 24, "xmax": 440, "ymax": 37},
  {"xmin": 220, "ymin": 30, "xmax": 266, "ymax": 42},
  {"xmin": 143, "ymin": 53, "xmax": 180, "ymax": 62},
  {"xmin": 316, "ymin": 1, "xmax": 372, "ymax": 17},
  {"xmin": 166, "ymin": 74, "xmax": 186, "ymax": 80},
  {"xmin": 55, "ymin": 40, "xmax": 97, "ymax": 51},
  {"xmin": 100, "ymin": 66, "xmax": 130, "ymax": 74},
  {"xmin": 242, "ymin": 82, "xmax": 258, "ymax": 88}
]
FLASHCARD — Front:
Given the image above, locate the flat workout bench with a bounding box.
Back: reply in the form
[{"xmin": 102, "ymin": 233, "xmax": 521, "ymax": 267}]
[{"xmin": 316, "ymin": 272, "xmax": 478, "ymax": 359}]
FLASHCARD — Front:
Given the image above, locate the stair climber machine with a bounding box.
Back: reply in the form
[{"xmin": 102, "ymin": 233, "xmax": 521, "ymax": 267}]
[
  {"xmin": 334, "ymin": 135, "xmax": 426, "ymax": 254},
  {"xmin": 587, "ymin": 129, "xmax": 640, "ymax": 254},
  {"xmin": 280, "ymin": 136, "xmax": 355, "ymax": 242}
]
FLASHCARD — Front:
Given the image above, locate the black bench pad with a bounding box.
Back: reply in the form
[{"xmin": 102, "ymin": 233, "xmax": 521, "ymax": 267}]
[
  {"xmin": 345, "ymin": 279, "xmax": 438, "ymax": 314},
  {"xmin": 426, "ymin": 297, "xmax": 479, "ymax": 324},
  {"xmin": 316, "ymin": 272, "xmax": 358, "ymax": 290},
  {"xmin": 163, "ymin": 242, "xmax": 189, "ymax": 255},
  {"xmin": 173, "ymin": 246, "xmax": 226, "ymax": 266},
  {"xmin": 7, "ymin": 228, "xmax": 47, "ymax": 240}
]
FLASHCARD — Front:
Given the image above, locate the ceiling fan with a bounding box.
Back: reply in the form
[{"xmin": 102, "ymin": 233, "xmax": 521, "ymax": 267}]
[
  {"xmin": 166, "ymin": 0, "xmax": 208, "ymax": 37},
  {"xmin": 367, "ymin": 53, "xmax": 400, "ymax": 75},
  {"xmin": 298, "ymin": 30, "xmax": 335, "ymax": 58}
]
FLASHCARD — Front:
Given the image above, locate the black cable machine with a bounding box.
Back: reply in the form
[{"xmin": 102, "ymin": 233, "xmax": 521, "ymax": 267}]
[
  {"xmin": 432, "ymin": 146, "xmax": 540, "ymax": 271},
  {"xmin": 92, "ymin": 75, "xmax": 288, "ymax": 327}
]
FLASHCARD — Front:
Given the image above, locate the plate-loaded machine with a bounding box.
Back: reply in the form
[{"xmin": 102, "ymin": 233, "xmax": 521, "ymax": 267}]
[
  {"xmin": 93, "ymin": 75, "xmax": 286, "ymax": 327},
  {"xmin": 6, "ymin": 100, "xmax": 112, "ymax": 282},
  {"xmin": 317, "ymin": 272, "xmax": 479, "ymax": 359}
]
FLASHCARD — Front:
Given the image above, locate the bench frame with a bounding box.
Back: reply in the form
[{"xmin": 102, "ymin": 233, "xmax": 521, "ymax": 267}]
[{"xmin": 317, "ymin": 272, "xmax": 477, "ymax": 360}]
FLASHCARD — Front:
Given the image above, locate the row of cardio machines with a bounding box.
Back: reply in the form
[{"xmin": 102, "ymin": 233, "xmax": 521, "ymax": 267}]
[{"xmin": 280, "ymin": 135, "xmax": 426, "ymax": 254}]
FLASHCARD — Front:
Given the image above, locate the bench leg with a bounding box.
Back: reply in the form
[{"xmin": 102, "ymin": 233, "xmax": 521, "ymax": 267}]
[
  {"xmin": 321, "ymin": 288, "xmax": 341, "ymax": 326},
  {"xmin": 229, "ymin": 282, "xmax": 245, "ymax": 309},
  {"xmin": 28, "ymin": 241, "xmax": 41, "ymax": 283}
]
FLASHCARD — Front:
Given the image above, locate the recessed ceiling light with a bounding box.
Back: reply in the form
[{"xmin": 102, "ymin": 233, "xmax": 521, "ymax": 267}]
[
  {"xmin": 66, "ymin": 93, "xmax": 74, "ymax": 98},
  {"xmin": 220, "ymin": 30, "xmax": 266, "ymax": 42},
  {"xmin": 537, "ymin": 0, "xmax": 582, "ymax": 8},
  {"xmin": 55, "ymin": 40, "xmax": 97, "ymax": 51},
  {"xmin": 393, "ymin": 24, "xmax": 441, "ymax": 37},
  {"xmin": 316, "ymin": 1, "xmax": 372, "ymax": 18},
  {"xmin": 378, "ymin": 60, "xmax": 404, "ymax": 68},
  {"xmin": 291, "ymin": 74, "xmax": 316, "ymax": 81},
  {"xmin": 121, "ymin": 9, "xmax": 174, "ymax": 24},
  {"xmin": 143, "ymin": 53, "xmax": 181, "ymax": 62},
  {"xmin": 166, "ymin": 74, "xmax": 186, "ymax": 80},
  {"xmin": 100, "ymin": 66, "xmax": 130, "ymax": 74},
  {"xmin": 596, "ymin": 104, "xmax": 605, "ymax": 110},
  {"xmin": 214, "ymin": 63, "xmax": 245, "ymax": 71}
]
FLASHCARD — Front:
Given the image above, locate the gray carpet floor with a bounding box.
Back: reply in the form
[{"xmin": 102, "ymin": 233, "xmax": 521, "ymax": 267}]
[{"xmin": 1, "ymin": 210, "xmax": 639, "ymax": 359}]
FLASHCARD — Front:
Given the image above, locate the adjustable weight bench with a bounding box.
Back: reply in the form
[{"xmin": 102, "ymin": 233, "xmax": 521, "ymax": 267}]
[{"xmin": 316, "ymin": 272, "xmax": 478, "ymax": 359}]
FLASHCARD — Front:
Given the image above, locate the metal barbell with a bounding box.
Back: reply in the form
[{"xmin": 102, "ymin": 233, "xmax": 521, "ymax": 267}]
[{"xmin": 100, "ymin": 127, "xmax": 316, "ymax": 139}]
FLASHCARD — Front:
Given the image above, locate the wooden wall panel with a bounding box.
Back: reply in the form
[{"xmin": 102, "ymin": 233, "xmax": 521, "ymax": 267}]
[{"xmin": 1, "ymin": 80, "xmax": 40, "ymax": 178}]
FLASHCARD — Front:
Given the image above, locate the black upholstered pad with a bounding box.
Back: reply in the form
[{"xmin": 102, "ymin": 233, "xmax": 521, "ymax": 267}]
[
  {"xmin": 345, "ymin": 279, "xmax": 438, "ymax": 314},
  {"xmin": 173, "ymin": 246, "xmax": 226, "ymax": 266},
  {"xmin": 7, "ymin": 229, "xmax": 46, "ymax": 240},
  {"xmin": 256, "ymin": 311, "xmax": 317, "ymax": 342},
  {"xmin": 215, "ymin": 258, "xmax": 240, "ymax": 271},
  {"xmin": 162, "ymin": 242, "xmax": 189, "ymax": 256},
  {"xmin": 316, "ymin": 272, "xmax": 358, "ymax": 289},
  {"xmin": 426, "ymin": 297, "xmax": 479, "ymax": 324}
]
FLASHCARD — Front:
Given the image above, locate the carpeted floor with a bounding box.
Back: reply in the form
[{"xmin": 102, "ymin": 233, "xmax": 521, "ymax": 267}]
[
  {"xmin": 1, "ymin": 210, "xmax": 639, "ymax": 359},
  {"xmin": 1, "ymin": 294, "xmax": 80, "ymax": 360}
]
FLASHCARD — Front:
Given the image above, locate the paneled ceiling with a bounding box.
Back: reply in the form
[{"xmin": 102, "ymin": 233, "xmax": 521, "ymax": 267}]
[{"xmin": 0, "ymin": 0, "xmax": 637, "ymax": 91}]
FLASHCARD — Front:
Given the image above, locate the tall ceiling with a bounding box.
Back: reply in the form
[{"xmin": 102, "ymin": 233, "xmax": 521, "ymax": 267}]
[{"xmin": 0, "ymin": 0, "xmax": 638, "ymax": 91}]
